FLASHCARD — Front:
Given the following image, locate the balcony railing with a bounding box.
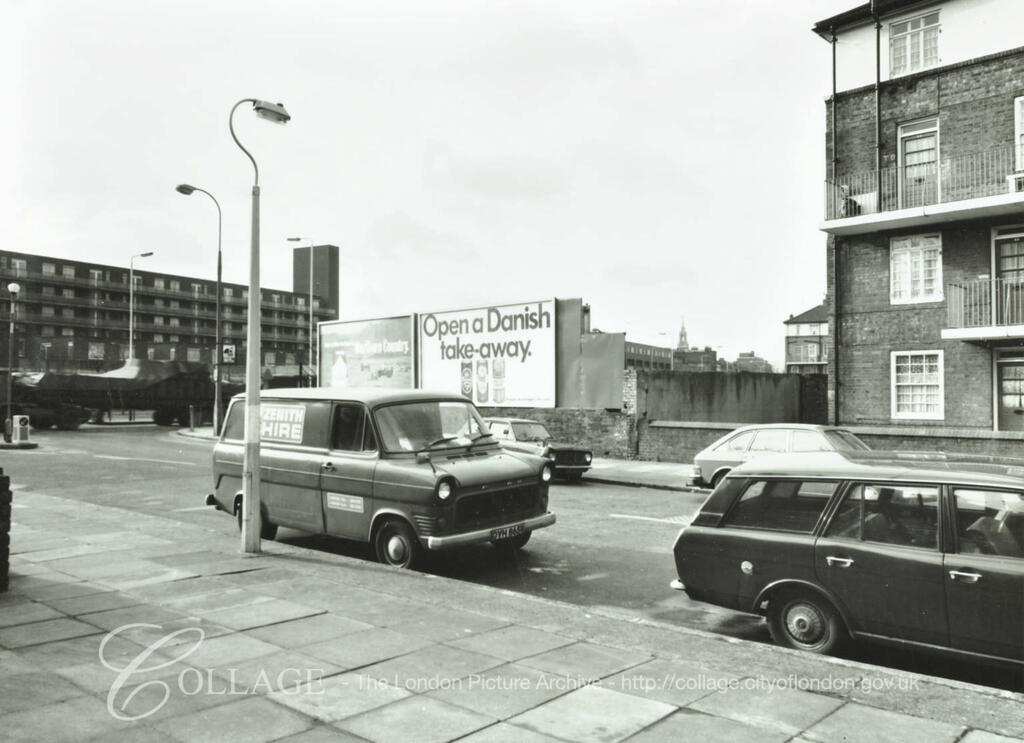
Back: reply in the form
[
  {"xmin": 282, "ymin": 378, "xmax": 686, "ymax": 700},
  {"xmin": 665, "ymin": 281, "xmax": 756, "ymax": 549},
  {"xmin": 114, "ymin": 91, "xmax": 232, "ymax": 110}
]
[
  {"xmin": 947, "ymin": 277, "xmax": 1024, "ymax": 329},
  {"xmin": 825, "ymin": 145, "xmax": 1024, "ymax": 221}
]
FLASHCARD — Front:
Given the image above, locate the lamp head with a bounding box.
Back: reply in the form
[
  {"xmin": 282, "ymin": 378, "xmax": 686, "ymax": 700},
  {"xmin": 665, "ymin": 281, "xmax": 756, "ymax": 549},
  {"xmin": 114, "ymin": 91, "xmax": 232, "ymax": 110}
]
[
  {"xmin": 287, "ymin": 237, "xmax": 302, "ymax": 242},
  {"xmin": 141, "ymin": 252, "xmax": 154, "ymax": 257},
  {"xmin": 7, "ymin": 282, "xmax": 20, "ymax": 297},
  {"xmin": 253, "ymin": 100, "xmax": 290, "ymax": 125},
  {"xmin": 176, "ymin": 184, "xmax": 196, "ymax": 195}
]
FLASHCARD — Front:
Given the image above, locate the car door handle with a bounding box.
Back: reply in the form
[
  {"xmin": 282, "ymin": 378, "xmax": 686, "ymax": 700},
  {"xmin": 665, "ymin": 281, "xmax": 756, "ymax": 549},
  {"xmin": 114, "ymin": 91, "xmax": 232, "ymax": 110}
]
[
  {"xmin": 825, "ymin": 556, "xmax": 854, "ymax": 568},
  {"xmin": 949, "ymin": 570, "xmax": 982, "ymax": 583},
  {"xmin": 321, "ymin": 462, "xmax": 335, "ymax": 472}
]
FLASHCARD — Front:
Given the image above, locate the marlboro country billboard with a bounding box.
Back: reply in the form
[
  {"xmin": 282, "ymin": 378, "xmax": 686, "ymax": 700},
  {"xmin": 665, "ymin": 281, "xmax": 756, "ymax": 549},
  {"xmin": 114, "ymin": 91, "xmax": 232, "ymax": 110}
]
[
  {"xmin": 418, "ymin": 299, "xmax": 556, "ymax": 408},
  {"xmin": 318, "ymin": 315, "xmax": 415, "ymax": 389}
]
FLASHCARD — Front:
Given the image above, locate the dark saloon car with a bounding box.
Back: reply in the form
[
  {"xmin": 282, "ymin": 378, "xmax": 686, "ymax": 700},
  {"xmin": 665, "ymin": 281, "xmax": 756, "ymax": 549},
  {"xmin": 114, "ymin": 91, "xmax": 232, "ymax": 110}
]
[
  {"xmin": 209, "ymin": 388, "xmax": 556, "ymax": 569},
  {"xmin": 689, "ymin": 424, "xmax": 870, "ymax": 489},
  {"xmin": 484, "ymin": 417, "xmax": 592, "ymax": 482},
  {"xmin": 672, "ymin": 451, "xmax": 1024, "ymax": 664}
]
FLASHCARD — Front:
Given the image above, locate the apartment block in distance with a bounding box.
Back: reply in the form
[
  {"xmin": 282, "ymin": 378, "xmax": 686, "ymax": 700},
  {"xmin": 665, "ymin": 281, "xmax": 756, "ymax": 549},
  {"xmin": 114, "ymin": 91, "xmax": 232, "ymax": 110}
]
[
  {"xmin": 0, "ymin": 247, "xmax": 339, "ymax": 377},
  {"xmin": 784, "ymin": 303, "xmax": 829, "ymax": 375},
  {"xmin": 816, "ymin": 0, "xmax": 1024, "ymax": 452}
]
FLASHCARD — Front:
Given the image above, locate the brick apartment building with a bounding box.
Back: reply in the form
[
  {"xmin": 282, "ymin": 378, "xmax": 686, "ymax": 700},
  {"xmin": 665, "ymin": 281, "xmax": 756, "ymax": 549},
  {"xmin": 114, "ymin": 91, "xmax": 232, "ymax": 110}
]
[
  {"xmin": 784, "ymin": 303, "xmax": 829, "ymax": 374},
  {"xmin": 817, "ymin": 0, "xmax": 1024, "ymax": 452},
  {"xmin": 0, "ymin": 247, "xmax": 339, "ymax": 378}
]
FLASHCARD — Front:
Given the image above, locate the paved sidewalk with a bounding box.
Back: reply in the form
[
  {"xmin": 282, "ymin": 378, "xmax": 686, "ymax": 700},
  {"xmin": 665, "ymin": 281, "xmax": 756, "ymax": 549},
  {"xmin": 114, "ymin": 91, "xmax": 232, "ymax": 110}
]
[
  {"xmin": 3, "ymin": 487, "xmax": 1023, "ymax": 742},
  {"xmin": 176, "ymin": 429, "xmax": 702, "ymax": 494}
]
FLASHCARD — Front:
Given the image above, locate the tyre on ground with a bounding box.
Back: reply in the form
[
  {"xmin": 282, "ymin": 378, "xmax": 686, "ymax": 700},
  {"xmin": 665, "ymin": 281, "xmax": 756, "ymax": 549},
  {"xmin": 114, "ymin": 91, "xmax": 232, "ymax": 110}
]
[
  {"xmin": 373, "ymin": 518, "xmax": 420, "ymax": 569},
  {"xmin": 767, "ymin": 589, "xmax": 845, "ymax": 655}
]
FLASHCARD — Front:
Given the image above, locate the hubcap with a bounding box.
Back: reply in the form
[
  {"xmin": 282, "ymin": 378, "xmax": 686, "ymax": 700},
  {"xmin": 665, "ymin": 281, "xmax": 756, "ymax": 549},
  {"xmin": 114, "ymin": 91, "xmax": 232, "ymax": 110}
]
[
  {"xmin": 785, "ymin": 603, "xmax": 825, "ymax": 645},
  {"xmin": 386, "ymin": 535, "xmax": 407, "ymax": 563}
]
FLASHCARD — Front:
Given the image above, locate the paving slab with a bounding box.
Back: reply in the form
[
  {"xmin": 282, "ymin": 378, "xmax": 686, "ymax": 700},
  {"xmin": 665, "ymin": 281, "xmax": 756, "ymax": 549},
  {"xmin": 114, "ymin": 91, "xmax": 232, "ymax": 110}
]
[
  {"xmin": 361, "ymin": 644, "xmax": 505, "ymax": 688},
  {"xmin": 43, "ymin": 590, "xmax": 143, "ymax": 616},
  {"xmin": 801, "ymin": 702, "xmax": 966, "ymax": 743},
  {"xmin": 427, "ymin": 661, "xmax": 578, "ymax": 719},
  {"xmin": 445, "ymin": 625, "xmax": 574, "ymax": 662},
  {"xmin": 456, "ymin": 723, "xmax": 567, "ymax": 743},
  {"xmin": 245, "ymin": 613, "xmax": 374, "ymax": 648},
  {"xmin": 200, "ymin": 598, "xmax": 323, "ymax": 631},
  {"xmin": 508, "ymin": 683, "xmax": 675, "ymax": 743},
  {"xmin": 171, "ymin": 633, "xmax": 282, "ymax": 669},
  {"xmin": 603, "ymin": 657, "xmax": 740, "ymax": 708},
  {"xmin": 0, "ymin": 670, "xmax": 86, "ymax": 715},
  {"xmin": 273, "ymin": 726, "xmax": 372, "ymax": 743},
  {"xmin": 207, "ymin": 648, "xmax": 343, "ymax": 693},
  {"xmin": 389, "ymin": 608, "xmax": 509, "ymax": 642},
  {"xmin": 268, "ymin": 671, "xmax": 411, "ymax": 722},
  {"xmin": 625, "ymin": 709, "xmax": 790, "ymax": 743},
  {"xmin": 0, "ymin": 695, "xmax": 138, "ymax": 743},
  {"xmin": 0, "ymin": 598, "xmax": 66, "ymax": 627},
  {"xmin": 298, "ymin": 627, "xmax": 436, "ymax": 670},
  {"xmin": 689, "ymin": 685, "xmax": 845, "ymax": 735},
  {"xmin": 517, "ymin": 641, "xmax": 652, "ymax": 681},
  {"xmin": 0, "ymin": 616, "xmax": 102, "ymax": 648},
  {"xmin": 152, "ymin": 696, "xmax": 313, "ymax": 743},
  {"xmin": 334, "ymin": 695, "xmax": 496, "ymax": 743}
]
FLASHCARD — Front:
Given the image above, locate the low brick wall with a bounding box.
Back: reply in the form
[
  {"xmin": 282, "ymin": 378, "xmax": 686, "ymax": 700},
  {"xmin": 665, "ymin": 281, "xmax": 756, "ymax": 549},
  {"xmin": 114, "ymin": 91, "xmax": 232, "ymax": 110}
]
[
  {"xmin": 847, "ymin": 426, "xmax": 1024, "ymax": 458},
  {"xmin": 1, "ymin": 468, "xmax": 10, "ymax": 592},
  {"xmin": 638, "ymin": 421, "xmax": 737, "ymax": 463},
  {"xmin": 479, "ymin": 407, "xmax": 636, "ymax": 458}
]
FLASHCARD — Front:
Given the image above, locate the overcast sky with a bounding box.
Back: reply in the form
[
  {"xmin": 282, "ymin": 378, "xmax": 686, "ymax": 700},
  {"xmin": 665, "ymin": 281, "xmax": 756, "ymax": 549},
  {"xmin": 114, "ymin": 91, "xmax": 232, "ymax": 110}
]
[{"xmin": 7, "ymin": 0, "xmax": 853, "ymax": 369}]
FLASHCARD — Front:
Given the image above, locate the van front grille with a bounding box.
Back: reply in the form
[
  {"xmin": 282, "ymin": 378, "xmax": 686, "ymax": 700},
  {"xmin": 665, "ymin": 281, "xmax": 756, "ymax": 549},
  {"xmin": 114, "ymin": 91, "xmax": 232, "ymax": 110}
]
[{"xmin": 455, "ymin": 486, "xmax": 539, "ymax": 530}]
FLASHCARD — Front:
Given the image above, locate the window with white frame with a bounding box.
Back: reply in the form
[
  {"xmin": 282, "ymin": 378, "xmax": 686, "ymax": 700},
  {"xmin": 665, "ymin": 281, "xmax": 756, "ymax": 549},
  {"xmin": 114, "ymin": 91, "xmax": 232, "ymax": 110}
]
[
  {"xmin": 891, "ymin": 351, "xmax": 944, "ymax": 419},
  {"xmin": 891, "ymin": 234, "xmax": 942, "ymax": 303},
  {"xmin": 890, "ymin": 12, "xmax": 939, "ymax": 77}
]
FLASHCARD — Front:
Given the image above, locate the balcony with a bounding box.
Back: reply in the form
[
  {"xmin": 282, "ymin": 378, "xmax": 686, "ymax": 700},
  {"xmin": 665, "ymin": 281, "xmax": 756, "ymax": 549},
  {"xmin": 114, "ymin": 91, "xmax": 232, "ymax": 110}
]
[
  {"xmin": 823, "ymin": 145, "xmax": 1024, "ymax": 235},
  {"xmin": 943, "ymin": 277, "xmax": 1024, "ymax": 342}
]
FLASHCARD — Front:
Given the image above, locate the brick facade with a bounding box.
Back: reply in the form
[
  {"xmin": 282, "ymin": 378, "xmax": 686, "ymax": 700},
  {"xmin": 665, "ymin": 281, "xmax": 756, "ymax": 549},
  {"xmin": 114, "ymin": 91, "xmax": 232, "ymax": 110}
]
[{"xmin": 825, "ymin": 46, "xmax": 1024, "ymax": 434}]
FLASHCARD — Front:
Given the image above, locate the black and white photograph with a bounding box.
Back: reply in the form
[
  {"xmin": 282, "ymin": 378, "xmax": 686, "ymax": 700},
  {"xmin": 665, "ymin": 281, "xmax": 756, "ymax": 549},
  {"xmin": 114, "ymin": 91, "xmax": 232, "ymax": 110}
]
[{"xmin": 3, "ymin": 0, "xmax": 1023, "ymax": 741}]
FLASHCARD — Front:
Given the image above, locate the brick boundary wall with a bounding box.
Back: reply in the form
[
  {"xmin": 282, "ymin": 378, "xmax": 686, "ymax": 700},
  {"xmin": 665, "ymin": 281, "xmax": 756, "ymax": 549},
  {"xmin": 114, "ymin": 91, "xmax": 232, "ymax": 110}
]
[
  {"xmin": 1, "ymin": 468, "xmax": 10, "ymax": 593},
  {"xmin": 638, "ymin": 422, "xmax": 740, "ymax": 463}
]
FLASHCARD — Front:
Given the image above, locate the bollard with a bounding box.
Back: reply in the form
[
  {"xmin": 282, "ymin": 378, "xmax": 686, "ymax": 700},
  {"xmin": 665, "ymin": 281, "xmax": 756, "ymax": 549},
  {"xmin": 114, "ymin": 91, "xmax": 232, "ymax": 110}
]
[
  {"xmin": 189, "ymin": 404, "xmax": 197, "ymax": 431},
  {"xmin": 0, "ymin": 467, "xmax": 10, "ymax": 593}
]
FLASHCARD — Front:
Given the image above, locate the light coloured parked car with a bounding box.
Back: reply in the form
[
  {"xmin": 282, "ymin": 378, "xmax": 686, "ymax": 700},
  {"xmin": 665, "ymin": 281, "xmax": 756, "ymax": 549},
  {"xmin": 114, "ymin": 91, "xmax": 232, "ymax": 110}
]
[
  {"xmin": 484, "ymin": 417, "xmax": 592, "ymax": 482},
  {"xmin": 690, "ymin": 424, "xmax": 870, "ymax": 489}
]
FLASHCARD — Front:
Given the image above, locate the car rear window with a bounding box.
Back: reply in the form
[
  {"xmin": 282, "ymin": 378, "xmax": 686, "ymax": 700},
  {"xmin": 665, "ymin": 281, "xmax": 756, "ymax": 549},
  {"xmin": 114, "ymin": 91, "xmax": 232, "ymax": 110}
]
[{"xmin": 723, "ymin": 479, "xmax": 838, "ymax": 533}]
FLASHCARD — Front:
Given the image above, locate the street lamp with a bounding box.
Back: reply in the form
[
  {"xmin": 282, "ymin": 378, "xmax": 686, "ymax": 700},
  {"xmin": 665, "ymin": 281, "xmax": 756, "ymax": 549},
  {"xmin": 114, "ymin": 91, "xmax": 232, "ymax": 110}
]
[
  {"xmin": 230, "ymin": 97, "xmax": 291, "ymax": 554},
  {"xmin": 128, "ymin": 252, "xmax": 154, "ymax": 360},
  {"xmin": 287, "ymin": 236, "xmax": 318, "ymax": 387},
  {"xmin": 5, "ymin": 282, "xmax": 20, "ymax": 443},
  {"xmin": 176, "ymin": 183, "xmax": 224, "ymax": 434}
]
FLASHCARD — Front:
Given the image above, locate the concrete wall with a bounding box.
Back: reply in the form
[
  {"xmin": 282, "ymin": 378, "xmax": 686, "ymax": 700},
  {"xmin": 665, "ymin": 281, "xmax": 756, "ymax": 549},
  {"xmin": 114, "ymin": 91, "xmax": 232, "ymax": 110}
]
[{"xmin": 636, "ymin": 370, "xmax": 826, "ymax": 425}]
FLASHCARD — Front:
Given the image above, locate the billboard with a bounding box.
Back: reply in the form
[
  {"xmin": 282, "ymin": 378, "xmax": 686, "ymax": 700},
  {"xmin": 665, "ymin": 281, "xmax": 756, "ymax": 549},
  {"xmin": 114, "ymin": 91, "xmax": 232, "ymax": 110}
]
[
  {"xmin": 318, "ymin": 315, "xmax": 415, "ymax": 389},
  {"xmin": 418, "ymin": 299, "xmax": 556, "ymax": 407}
]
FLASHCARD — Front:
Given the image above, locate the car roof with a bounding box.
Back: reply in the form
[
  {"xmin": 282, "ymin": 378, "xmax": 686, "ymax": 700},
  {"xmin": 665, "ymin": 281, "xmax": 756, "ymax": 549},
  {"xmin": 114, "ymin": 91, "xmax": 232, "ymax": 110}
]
[
  {"xmin": 726, "ymin": 424, "xmax": 852, "ymax": 433},
  {"xmin": 233, "ymin": 387, "xmax": 470, "ymax": 408},
  {"xmin": 732, "ymin": 450, "xmax": 1024, "ymax": 488}
]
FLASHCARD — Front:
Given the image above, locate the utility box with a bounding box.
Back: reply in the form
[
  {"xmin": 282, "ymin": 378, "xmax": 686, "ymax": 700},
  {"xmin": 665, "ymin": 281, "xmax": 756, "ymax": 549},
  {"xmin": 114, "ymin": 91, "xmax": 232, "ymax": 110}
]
[{"xmin": 10, "ymin": 416, "xmax": 29, "ymax": 445}]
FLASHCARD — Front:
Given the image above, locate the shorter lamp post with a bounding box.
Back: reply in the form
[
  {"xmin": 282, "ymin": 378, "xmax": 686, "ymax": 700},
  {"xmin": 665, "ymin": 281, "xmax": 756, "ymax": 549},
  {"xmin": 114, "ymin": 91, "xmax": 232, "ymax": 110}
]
[
  {"xmin": 176, "ymin": 183, "xmax": 223, "ymax": 433},
  {"xmin": 5, "ymin": 282, "xmax": 20, "ymax": 443},
  {"xmin": 129, "ymin": 252, "xmax": 154, "ymax": 360}
]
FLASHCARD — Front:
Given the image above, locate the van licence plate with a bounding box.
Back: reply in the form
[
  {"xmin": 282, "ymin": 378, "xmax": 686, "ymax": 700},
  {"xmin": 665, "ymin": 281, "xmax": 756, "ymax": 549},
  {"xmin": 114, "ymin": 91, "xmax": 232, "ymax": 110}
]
[{"xmin": 490, "ymin": 523, "xmax": 525, "ymax": 541}]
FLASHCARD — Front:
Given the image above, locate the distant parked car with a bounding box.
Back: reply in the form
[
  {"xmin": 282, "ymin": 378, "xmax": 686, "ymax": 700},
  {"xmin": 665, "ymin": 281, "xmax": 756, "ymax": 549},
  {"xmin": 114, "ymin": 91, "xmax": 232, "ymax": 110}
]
[
  {"xmin": 484, "ymin": 417, "xmax": 592, "ymax": 482},
  {"xmin": 672, "ymin": 451, "xmax": 1024, "ymax": 664},
  {"xmin": 690, "ymin": 424, "xmax": 869, "ymax": 489}
]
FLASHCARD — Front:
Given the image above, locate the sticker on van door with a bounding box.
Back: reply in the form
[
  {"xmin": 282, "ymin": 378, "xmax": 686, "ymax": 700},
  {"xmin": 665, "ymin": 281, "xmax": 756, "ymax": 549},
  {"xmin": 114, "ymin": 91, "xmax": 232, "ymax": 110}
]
[
  {"xmin": 260, "ymin": 404, "xmax": 306, "ymax": 443},
  {"xmin": 326, "ymin": 493, "xmax": 364, "ymax": 513}
]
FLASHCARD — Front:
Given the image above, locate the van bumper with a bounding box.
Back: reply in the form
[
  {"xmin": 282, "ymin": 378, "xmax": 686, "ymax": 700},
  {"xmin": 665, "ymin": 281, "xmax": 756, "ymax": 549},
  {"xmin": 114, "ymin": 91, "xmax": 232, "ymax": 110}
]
[{"xmin": 422, "ymin": 512, "xmax": 556, "ymax": 550}]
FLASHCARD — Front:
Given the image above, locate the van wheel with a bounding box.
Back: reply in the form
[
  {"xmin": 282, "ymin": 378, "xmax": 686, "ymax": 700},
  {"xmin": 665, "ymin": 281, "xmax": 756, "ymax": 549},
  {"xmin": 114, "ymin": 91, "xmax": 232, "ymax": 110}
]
[
  {"xmin": 768, "ymin": 590, "xmax": 844, "ymax": 654},
  {"xmin": 374, "ymin": 519, "xmax": 419, "ymax": 569},
  {"xmin": 235, "ymin": 501, "xmax": 278, "ymax": 540}
]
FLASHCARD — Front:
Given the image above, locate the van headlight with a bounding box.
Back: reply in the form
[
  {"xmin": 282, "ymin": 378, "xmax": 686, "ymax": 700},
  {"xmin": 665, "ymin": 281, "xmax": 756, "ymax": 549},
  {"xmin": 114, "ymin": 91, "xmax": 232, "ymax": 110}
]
[
  {"xmin": 437, "ymin": 479, "xmax": 454, "ymax": 500},
  {"xmin": 540, "ymin": 465, "xmax": 553, "ymax": 483}
]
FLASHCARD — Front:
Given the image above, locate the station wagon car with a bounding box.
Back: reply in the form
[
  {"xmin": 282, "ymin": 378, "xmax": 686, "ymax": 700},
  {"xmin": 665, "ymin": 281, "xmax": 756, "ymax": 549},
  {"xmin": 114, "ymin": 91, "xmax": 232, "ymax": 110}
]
[
  {"xmin": 484, "ymin": 417, "xmax": 592, "ymax": 482},
  {"xmin": 208, "ymin": 388, "xmax": 556, "ymax": 568},
  {"xmin": 672, "ymin": 451, "xmax": 1024, "ymax": 664},
  {"xmin": 689, "ymin": 424, "xmax": 870, "ymax": 489}
]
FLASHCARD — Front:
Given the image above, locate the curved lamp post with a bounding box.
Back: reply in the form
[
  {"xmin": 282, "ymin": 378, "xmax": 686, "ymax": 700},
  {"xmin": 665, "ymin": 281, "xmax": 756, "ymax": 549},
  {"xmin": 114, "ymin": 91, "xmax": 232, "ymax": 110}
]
[
  {"xmin": 5, "ymin": 282, "xmax": 20, "ymax": 442},
  {"xmin": 129, "ymin": 252, "xmax": 154, "ymax": 360},
  {"xmin": 287, "ymin": 236, "xmax": 317, "ymax": 387},
  {"xmin": 176, "ymin": 184, "xmax": 224, "ymax": 434},
  {"xmin": 230, "ymin": 98, "xmax": 291, "ymax": 554}
]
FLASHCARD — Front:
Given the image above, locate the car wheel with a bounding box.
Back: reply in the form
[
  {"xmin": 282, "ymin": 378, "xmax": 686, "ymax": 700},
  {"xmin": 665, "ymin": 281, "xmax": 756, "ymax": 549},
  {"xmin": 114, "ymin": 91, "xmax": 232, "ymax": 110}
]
[
  {"xmin": 768, "ymin": 590, "xmax": 844, "ymax": 654},
  {"xmin": 235, "ymin": 501, "xmax": 278, "ymax": 540},
  {"xmin": 710, "ymin": 470, "xmax": 729, "ymax": 489},
  {"xmin": 374, "ymin": 519, "xmax": 419, "ymax": 569}
]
